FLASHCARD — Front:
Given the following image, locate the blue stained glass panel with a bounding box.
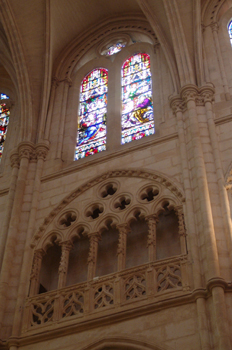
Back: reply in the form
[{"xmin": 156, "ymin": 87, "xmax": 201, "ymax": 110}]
[
  {"xmin": 121, "ymin": 53, "xmax": 154, "ymax": 144},
  {"xmin": 0, "ymin": 94, "xmax": 9, "ymax": 100},
  {"xmin": 228, "ymin": 20, "xmax": 232, "ymax": 46},
  {"xmin": 75, "ymin": 68, "xmax": 108, "ymax": 160}
]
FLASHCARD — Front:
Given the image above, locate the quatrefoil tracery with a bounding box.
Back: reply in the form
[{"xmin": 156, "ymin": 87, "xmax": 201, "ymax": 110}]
[
  {"xmin": 140, "ymin": 187, "xmax": 159, "ymax": 202},
  {"xmin": 86, "ymin": 204, "xmax": 104, "ymax": 219},
  {"xmin": 100, "ymin": 183, "xmax": 117, "ymax": 198},
  {"xmin": 59, "ymin": 212, "xmax": 77, "ymax": 228},
  {"xmin": 114, "ymin": 196, "xmax": 131, "ymax": 211}
]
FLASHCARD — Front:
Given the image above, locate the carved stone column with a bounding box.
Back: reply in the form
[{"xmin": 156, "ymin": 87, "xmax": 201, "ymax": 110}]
[
  {"xmin": 0, "ymin": 151, "xmax": 19, "ymax": 268},
  {"xmin": 87, "ymin": 232, "xmax": 101, "ymax": 280},
  {"xmin": 58, "ymin": 241, "xmax": 73, "ymax": 289},
  {"xmin": 170, "ymin": 96, "xmax": 202, "ymax": 288},
  {"xmin": 145, "ymin": 214, "xmax": 158, "ymax": 262},
  {"xmin": 210, "ymin": 22, "xmax": 230, "ymax": 100},
  {"xmin": 0, "ymin": 142, "xmax": 34, "ymax": 328},
  {"xmin": 175, "ymin": 206, "xmax": 187, "ymax": 255},
  {"xmin": 117, "ymin": 224, "xmax": 130, "ymax": 271},
  {"xmin": 11, "ymin": 142, "xmax": 49, "ymax": 336},
  {"xmin": 200, "ymin": 85, "xmax": 232, "ymax": 269},
  {"xmin": 29, "ymin": 249, "xmax": 45, "ymax": 296},
  {"xmin": 181, "ymin": 85, "xmax": 220, "ymax": 279}
]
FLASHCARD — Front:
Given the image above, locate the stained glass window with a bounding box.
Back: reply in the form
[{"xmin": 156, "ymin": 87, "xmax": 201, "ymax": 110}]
[
  {"xmin": 121, "ymin": 53, "xmax": 154, "ymax": 144},
  {"xmin": 228, "ymin": 20, "xmax": 232, "ymax": 46},
  {"xmin": 106, "ymin": 43, "xmax": 125, "ymax": 56},
  {"xmin": 0, "ymin": 93, "xmax": 9, "ymax": 100},
  {"xmin": 0, "ymin": 103, "xmax": 10, "ymax": 158},
  {"xmin": 75, "ymin": 68, "xmax": 108, "ymax": 160}
]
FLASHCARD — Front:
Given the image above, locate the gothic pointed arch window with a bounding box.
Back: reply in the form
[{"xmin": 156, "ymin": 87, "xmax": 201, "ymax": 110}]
[
  {"xmin": 228, "ymin": 20, "xmax": 232, "ymax": 46},
  {"xmin": 75, "ymin": 68, "xmax": 108, "ymax": 160},
  {"xmin": 121, "ymin": 53, "xmax": 154, "ymax": 144},
  {"xmin": 0, "ymin": 94, "xmax": 10, "ymax": 159}
]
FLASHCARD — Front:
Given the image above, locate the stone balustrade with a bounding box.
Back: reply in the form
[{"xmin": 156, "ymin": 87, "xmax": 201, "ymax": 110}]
[{"xmin": 22, "ymin": 254, "xmax": 189, "ymax": 333}]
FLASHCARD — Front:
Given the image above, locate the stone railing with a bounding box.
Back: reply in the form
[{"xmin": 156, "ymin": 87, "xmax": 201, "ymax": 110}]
[{"xmin": 22, "ymin": 254, "xmax": 189, "ymax": 333}]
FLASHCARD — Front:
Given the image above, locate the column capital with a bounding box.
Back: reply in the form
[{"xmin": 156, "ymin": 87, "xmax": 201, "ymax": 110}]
[
  {"xmin": 10, "ymin": 150, "xmax": 20, "ymax": 168},
  {"xmin": 18, "ymin": 141, "xmax": 35, "ymax": 161},
  {"xmin": 180, "ymin": 84, "xmax": 199, "ymax": 104},
  {"xmin": 35, "ymin": 142, "xmax": 50, "ymax": 161},
  {"xmin": 169, "ymin": 95, "xmax": 185, "ymax": 114},
  {"xmin": 210, "ymin": 21, "xmax": 219, "ymax": 33},
  {"xmin": 116, "ymin": 223, "xmax": 131, "ymax": 235},
  {"xmin": 199, "ymin": 85, "xmax": 215, "ymax": 104},
  {"xmin": 145, "ymin": 214, "xmax": 159, "ymax": 224},
  {"xmin": 52, "ymin": 76, "xmax": 59, "ymax": 88},
  {"xmin": 59, "ymin": 240, "xmax": 73, "ymax": 251}
]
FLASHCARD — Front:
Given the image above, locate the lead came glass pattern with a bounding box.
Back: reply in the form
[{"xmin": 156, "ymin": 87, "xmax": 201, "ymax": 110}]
[
  {"xmin": 75, "ymin": 68, "xmax": 108, "ymax": 160},
  {"xmin": 0, "ymin": 103, "xmax": 10, "ymax": 158},
  {"xmin": 228, "ymin": 20, "xmax": 232, "ymax": 46},
  {"xmin": 121, "ymin": 53, "xmax": 154, "ymax": 144},
  {"xmin": 106, "ymin": 43, "xmax": 125, "ymax": 56}
]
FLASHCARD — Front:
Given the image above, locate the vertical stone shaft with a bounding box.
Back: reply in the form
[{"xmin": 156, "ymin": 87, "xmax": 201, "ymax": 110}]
[
  {"xmin": 201, "ymin": 86, "xmax": 232, "ymax": 268},
  {"xmin": 0, "ymin": 143, "xmax": 33, "ymax": 328},
  {"xmin": 0, "ymin": 152, "xmax": 19, "ymax": 269},
  {"xmin": 212, "ymin": 286, "xmax": 231, "ymax": 349},
  {"xmin": 196, "ymin": 297, "xmax": 211, "ymax": 350},
  {"xmin": 145, "ymin": 215, "xmax": 158, "ymax": 262},
  {"xmin": 12, "ymin": 143, "xmax": 49, "ymax": 336},
  {"xmin": 181, "ymin": 86, "xmax": 220, "ymax": 279},
  {"xmin": 44, "ymin": 78, "xmax": 58, "ymax": 140},
  {"xmin": 56, "ymin": 79, "xmax": 71, "ymax": 158},
  {"xmin": 87, "ymin": 233, "xmax": 100, "ymax": 280},
  {"xmin": 58, "ymin": 242, "xmax": 73, "ymax": 289},
  {"xmin": 29, "ymin": 250, "xmax": 44, "ymax": 296},
  {"xmin": 170, "ymin": 97, "xmax": 202, "ymax": 288},
  {"xmin": 117, "ymin": 224, "xmax": 130, "ymax": 270},
  {"xmin": 211, "ymin": 23, "xmax": 230, "ymax": 100}
]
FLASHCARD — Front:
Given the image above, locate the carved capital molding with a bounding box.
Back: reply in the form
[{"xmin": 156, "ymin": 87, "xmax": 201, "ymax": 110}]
[
  {"xmin": 180, "ymin": 85, "xmax": 198, "ymax": 104},
  {"xmin": 169, "ymin": 96, "xmax": 185, "ymax": 114},
  {"xmin": 17, "ymin": 141, "xmax": 35, "ymax": 161},
  {"xmin": 210, "ymin": 21, "xmax": 219, "ymax": 33},
  {"xmin": 206, "ymin": 277, "xmax": 228, "ymax": 293},
  {"xmin": 199, "ymin": 85, "xmax": 215, "ymax": 104},
  {"xmin": 10, "ymin": 149, "xmax": 20, "ymax": 168},
  {"xmin": 36, "ymin": 142, "xmax": 50, "ymax": 161},
  {"xmin": 52, "ymin": 76, "xmax": 59, "ymax": 88}
]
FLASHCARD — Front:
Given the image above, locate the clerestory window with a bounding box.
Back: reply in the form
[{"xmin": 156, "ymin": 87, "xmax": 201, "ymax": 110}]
[
  {"xmin": 75, "ymin": 68, "xmax": 108, "ymax": 160},
  {"xmin": 75, "ymin": 52, "xmax": 155, "ymax": 160},
  {"xmin": 121, "ymin": 53, "xmax": 154, "ymax": 144}
]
